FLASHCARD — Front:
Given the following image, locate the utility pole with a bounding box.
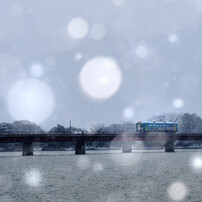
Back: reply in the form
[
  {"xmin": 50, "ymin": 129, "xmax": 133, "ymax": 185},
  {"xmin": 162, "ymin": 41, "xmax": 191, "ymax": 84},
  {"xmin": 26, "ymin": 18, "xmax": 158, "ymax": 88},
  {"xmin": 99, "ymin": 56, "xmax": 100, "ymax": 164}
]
[{"xmin": 70, "ymin": 120, "xmax": 72, "ymax": 134}]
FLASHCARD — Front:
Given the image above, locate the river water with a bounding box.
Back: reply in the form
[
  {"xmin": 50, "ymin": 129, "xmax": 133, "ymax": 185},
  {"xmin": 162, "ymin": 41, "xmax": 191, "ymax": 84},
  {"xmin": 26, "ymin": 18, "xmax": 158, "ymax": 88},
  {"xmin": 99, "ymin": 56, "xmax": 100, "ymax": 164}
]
[{"xmin": 0, "ymin": 149, "xmax": 201, "ymax": 202}]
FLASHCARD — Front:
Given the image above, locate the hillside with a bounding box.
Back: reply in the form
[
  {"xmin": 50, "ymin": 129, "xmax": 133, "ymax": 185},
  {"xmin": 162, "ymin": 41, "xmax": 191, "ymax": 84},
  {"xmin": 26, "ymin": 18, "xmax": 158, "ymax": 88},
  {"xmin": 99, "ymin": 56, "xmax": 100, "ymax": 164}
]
[
  {"xmin": 0, "ymin": 120, "xmax": 44, "ymax": 134},
  {"xmin": 147, "ymin": 113, "xmax": 202, "ymax": 134}
]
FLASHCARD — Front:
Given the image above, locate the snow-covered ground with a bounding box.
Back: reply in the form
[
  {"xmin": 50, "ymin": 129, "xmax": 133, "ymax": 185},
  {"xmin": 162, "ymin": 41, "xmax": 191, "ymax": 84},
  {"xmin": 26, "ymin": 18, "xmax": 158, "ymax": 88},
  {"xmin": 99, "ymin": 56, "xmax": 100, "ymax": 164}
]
[{"xmin": 0, "ymin": 150, "xmax": 201, "ymax": 201}]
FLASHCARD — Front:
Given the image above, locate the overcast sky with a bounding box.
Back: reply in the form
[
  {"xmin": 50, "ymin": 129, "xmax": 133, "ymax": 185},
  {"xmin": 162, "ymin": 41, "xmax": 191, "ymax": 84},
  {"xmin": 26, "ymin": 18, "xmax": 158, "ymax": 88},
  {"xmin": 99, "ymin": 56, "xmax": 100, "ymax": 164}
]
[{"xmin": 0, "ymin": 0, "xmax": 202, "ymax": 130}]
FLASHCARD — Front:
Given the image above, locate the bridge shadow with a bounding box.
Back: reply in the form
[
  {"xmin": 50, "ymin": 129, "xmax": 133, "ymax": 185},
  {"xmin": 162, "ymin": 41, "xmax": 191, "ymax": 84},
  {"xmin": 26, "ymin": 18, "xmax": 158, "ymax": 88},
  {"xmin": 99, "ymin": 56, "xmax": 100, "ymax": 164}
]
[{"xmin": 0, "ymin": 149, "xmax": 201, "ymax": 158}]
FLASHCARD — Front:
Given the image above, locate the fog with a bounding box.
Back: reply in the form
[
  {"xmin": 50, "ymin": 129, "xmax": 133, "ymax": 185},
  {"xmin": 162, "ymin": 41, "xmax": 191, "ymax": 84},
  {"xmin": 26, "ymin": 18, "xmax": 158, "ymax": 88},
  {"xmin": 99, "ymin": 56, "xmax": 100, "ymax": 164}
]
[{"xmin": 0, "ymin": 0, "xmax": 202, "ymax": 130}]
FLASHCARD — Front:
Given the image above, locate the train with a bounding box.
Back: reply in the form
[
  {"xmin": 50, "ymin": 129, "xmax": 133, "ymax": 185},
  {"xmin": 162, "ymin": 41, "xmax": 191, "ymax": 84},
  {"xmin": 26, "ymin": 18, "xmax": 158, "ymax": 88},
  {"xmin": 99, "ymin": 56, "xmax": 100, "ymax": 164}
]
[{"xmin": 136, "ymin": 122, "xmax": 178, "ymax": 133}]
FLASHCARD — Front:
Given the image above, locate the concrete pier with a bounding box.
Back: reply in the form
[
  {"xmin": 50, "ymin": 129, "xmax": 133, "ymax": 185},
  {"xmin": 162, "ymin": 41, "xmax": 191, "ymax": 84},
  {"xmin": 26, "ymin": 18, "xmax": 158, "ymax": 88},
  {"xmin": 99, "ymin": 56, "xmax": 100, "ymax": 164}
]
[
  {"xmin": 122, "ymin": 141, "xmax": 132, "ymax": 153},
  {"xmin": 75, "ymin": 141, "xmax": 85, "ymax": 154},
  {"xmin": 22, "ymin": 142, "xmax": 33, "ymax": 156},
  {"xmin": 164, "ymin": 141, "xmax": 174, "ymax": 152}
]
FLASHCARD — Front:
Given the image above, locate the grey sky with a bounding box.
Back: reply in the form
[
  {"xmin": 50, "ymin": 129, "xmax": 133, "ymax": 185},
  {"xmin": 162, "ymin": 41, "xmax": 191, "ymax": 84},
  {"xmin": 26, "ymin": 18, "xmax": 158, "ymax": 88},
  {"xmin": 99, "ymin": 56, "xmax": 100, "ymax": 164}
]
[{"xmin": 0, "ymin": 0, "xmax": 202, "ymax": 130}]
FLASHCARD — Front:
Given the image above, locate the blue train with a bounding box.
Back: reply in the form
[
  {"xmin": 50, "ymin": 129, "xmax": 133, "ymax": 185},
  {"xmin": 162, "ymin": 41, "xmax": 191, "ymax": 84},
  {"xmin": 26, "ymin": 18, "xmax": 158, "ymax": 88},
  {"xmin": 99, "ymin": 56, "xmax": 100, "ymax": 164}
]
[{"xmin": 136, "ymin": 122, "xmax": 178, "ymax": 133}]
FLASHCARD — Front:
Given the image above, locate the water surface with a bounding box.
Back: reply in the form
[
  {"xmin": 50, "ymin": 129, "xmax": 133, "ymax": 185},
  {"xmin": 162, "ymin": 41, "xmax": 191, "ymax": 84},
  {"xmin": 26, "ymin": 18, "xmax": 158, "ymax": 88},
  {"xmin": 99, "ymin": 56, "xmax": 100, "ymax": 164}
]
[{"xmin": 0, "ymin": 150, "xmax": 201, "ymax": 201}]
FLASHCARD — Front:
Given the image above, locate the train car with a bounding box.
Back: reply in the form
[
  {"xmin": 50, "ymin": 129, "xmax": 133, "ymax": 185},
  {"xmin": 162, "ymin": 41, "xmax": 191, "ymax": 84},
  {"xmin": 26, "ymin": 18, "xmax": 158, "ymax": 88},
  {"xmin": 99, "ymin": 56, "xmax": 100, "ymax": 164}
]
[{"xmin": 136, "ymin": 122, "xmax": 178, "ymax": 133}]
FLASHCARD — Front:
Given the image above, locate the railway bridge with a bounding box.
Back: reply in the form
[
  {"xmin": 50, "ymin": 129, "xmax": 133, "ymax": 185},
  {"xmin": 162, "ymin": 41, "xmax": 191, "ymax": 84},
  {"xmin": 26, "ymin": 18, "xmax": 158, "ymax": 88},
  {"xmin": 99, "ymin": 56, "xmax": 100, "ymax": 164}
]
[{"xmin": 0, "ymin": 133, "xmax": 202, "ymax": 155}]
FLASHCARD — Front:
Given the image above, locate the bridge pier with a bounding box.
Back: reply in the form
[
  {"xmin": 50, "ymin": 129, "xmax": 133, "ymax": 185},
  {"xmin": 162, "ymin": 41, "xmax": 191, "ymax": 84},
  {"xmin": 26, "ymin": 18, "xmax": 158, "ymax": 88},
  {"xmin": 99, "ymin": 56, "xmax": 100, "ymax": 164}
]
[
  {"xmin": 75, "ymin": 141, "xmax": 85, "ymax": 155},
  {"xmin": 122, "ymin": 141, "xmax": 132, "ymax": 153},
  {"xmin": 22, "ymin": 142, "xmax": 33, "ymax": 156},
  {"xmin": 164, "ymin": 141, "xmax": 174, "ymax": 152}
]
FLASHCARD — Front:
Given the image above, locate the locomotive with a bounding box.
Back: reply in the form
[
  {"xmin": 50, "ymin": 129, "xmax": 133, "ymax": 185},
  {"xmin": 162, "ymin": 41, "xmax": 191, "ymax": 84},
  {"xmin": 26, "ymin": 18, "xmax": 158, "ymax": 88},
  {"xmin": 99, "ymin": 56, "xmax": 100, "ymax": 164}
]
[{"xmin": 136, "ymin": 122, "xmax": 178, "ymax": 133}]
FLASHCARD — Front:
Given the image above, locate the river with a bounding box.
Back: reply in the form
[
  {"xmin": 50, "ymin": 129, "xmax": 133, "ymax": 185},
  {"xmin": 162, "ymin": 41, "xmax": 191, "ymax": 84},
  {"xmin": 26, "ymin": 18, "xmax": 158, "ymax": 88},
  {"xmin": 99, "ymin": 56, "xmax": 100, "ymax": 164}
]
[{"xmin": 0, "ymin": 149, "xmax": 201, "ymax": 201}]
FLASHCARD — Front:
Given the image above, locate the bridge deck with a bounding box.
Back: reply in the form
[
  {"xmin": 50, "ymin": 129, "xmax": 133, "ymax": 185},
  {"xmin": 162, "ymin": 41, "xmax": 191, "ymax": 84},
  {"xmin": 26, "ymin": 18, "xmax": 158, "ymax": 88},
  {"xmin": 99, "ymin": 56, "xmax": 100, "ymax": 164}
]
[{"xmin": 0, "ymin": 133, "xmax": 202, "ymax": 143}]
